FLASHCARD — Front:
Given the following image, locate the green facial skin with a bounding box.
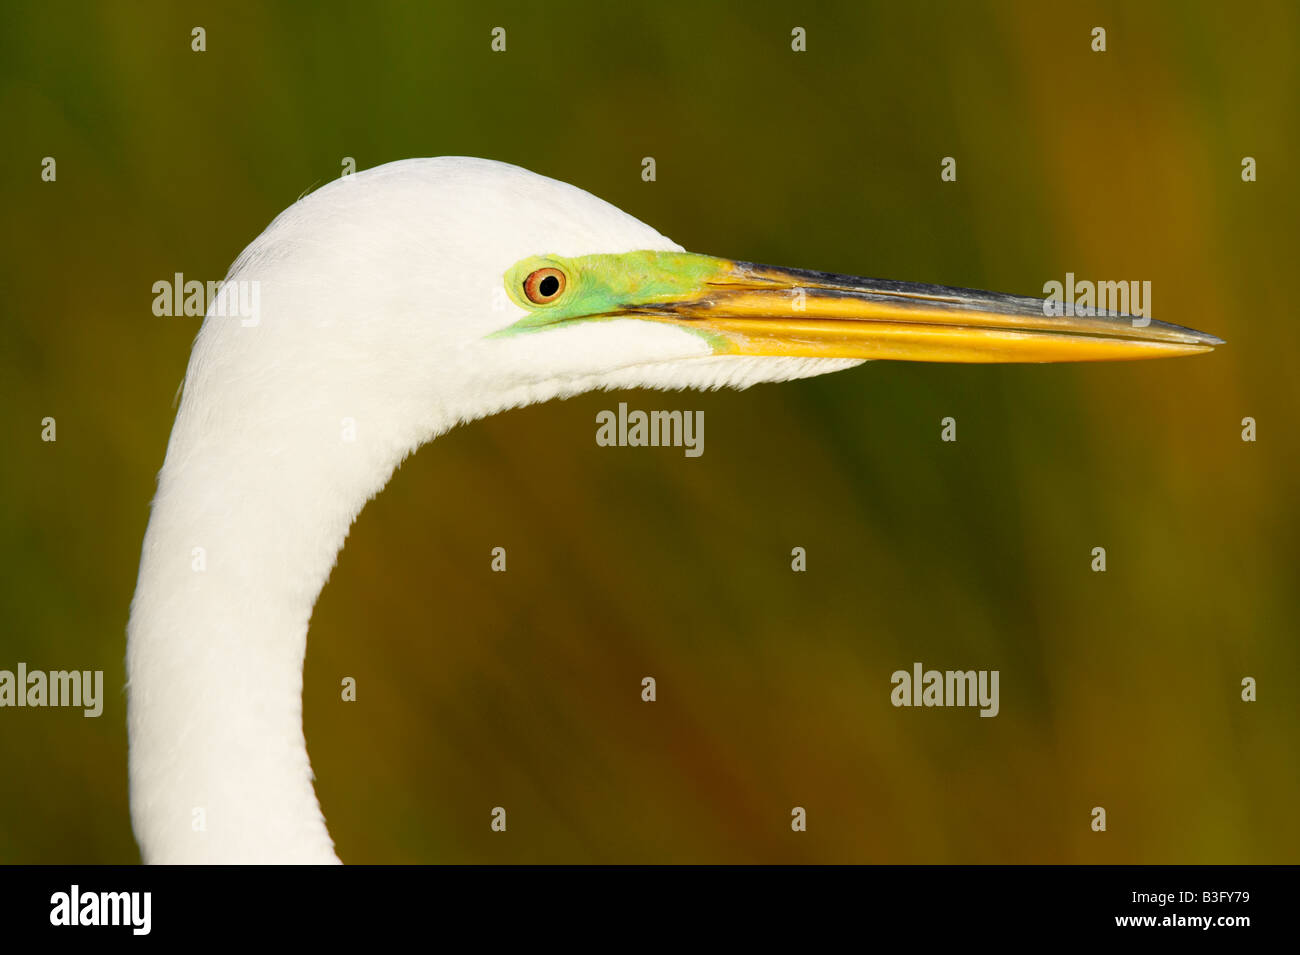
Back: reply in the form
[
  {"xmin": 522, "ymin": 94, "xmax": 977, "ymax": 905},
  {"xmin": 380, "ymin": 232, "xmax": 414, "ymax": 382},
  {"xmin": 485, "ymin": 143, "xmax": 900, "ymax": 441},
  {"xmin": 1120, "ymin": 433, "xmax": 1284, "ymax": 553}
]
[{"xmin": 492, "ymin": 250, "xmax": 732, "ymax": 349}]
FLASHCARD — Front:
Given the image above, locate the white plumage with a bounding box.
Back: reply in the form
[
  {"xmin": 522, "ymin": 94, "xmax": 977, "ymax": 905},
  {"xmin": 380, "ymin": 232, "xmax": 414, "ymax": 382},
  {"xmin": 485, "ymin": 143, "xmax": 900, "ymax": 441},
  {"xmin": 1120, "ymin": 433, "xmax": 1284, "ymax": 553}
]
[{"xmin": 126, "ymin": 158, "xmax": 861, "ymax": 863}]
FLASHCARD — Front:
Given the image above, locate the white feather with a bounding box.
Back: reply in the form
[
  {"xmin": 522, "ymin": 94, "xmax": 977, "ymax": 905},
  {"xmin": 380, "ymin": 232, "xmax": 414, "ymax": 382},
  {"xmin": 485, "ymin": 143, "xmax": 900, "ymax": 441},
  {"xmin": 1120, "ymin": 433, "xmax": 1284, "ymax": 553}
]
[{"xmin": 126, "ymin": 157, "xmax": 862, "ymax": 863}]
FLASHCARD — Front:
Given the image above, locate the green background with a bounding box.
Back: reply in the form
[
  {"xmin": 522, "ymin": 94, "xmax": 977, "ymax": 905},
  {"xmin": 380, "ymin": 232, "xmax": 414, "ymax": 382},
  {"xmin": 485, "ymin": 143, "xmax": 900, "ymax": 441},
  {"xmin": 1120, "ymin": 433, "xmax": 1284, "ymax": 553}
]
[{"xmin": 1, "ymin": 0, "xmax": 1296, "ymax": 863}]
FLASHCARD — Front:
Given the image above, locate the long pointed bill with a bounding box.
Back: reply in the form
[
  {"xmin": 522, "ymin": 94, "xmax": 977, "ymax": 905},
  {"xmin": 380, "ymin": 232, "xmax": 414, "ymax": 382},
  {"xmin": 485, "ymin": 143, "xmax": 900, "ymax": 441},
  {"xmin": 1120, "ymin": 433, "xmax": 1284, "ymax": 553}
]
[
  {"xmin": 621, "ymin": 256, "xmax": 1223, "ymax": 363},
  {"xmin": 499, "ymin": 251, "xmax": 1223, "ymax": 362}
]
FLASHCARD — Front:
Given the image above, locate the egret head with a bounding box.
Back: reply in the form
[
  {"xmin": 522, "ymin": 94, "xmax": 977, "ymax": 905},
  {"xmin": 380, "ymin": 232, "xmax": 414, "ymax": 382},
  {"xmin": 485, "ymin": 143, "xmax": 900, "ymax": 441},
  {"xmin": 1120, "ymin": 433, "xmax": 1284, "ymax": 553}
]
[{"xmin": 206, "ymin": 157, "xmax": 1221, "ymax": 451}]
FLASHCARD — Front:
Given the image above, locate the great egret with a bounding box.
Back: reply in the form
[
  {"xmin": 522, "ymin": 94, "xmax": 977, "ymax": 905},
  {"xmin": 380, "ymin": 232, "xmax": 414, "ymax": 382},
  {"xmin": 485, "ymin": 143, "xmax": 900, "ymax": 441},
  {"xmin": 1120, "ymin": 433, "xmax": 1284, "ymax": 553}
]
[{"xmin": 126, "ymin": 157, "xmax": 1221, "ymax": 863}]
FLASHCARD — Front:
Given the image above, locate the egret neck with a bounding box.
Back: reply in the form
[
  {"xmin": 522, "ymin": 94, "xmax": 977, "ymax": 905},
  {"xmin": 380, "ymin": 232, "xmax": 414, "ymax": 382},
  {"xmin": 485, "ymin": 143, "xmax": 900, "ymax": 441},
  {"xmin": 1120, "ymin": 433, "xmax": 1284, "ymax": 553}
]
[{"xmin": 127, "ymin": 364, "xmax": 438, "ymax": 862}]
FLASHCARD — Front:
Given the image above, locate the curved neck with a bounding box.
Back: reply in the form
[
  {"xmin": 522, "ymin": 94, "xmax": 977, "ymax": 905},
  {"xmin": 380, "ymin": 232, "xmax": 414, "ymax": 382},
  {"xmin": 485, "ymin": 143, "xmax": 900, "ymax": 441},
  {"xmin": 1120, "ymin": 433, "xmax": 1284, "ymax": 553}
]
[{"xmin": 126, "ymin": 395, "xmax": 409, "ymax": 863}]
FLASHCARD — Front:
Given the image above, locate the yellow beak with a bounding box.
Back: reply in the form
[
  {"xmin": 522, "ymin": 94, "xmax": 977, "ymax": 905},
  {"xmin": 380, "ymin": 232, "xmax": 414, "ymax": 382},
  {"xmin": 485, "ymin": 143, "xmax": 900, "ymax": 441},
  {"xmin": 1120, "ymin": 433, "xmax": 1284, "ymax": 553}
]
[{"xmin": 631, "ymin": 258, "xmax": 1223, "ymax": 363}]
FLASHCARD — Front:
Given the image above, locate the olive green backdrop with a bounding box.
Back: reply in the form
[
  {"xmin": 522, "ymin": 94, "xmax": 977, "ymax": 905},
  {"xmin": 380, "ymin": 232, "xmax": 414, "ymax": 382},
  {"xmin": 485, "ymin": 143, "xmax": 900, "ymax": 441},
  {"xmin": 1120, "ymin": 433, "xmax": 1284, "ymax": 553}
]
[{"xmin": 1, "ymin": 0, "xmax": 1296, "ymax": 863}]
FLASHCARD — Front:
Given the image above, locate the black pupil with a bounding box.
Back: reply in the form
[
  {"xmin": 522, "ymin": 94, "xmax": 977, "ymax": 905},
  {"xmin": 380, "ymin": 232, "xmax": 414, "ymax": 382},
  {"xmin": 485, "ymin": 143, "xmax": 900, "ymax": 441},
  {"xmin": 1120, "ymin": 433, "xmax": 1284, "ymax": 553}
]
[{"xmin": 538, "ymin": 274, "xmax": 559, "ymax": 297}]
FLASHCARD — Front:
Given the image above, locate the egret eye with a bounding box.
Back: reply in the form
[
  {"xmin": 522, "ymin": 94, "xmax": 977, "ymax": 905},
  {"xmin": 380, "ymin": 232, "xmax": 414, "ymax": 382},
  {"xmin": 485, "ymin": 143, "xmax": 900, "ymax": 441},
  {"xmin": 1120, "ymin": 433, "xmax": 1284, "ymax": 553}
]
[{"xmin": 523, "ymin": 267, "xmax": 567, "ymax": 304}]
